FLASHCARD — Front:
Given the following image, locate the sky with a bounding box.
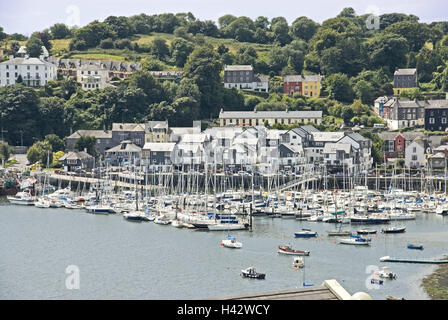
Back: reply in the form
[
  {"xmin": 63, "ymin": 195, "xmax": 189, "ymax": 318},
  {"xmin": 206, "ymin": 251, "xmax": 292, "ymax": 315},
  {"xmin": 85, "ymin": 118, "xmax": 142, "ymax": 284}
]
[{"xmin": 1, "ymin": 0, "xmax": 447, "ymax": 35}]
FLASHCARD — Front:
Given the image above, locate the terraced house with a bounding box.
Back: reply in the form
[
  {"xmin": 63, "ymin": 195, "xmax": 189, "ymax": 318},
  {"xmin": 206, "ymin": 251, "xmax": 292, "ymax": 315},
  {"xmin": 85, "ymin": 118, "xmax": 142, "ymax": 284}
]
[{"xmin": 218, "ymin": 110, "xmax": 323, "ymax": 127}]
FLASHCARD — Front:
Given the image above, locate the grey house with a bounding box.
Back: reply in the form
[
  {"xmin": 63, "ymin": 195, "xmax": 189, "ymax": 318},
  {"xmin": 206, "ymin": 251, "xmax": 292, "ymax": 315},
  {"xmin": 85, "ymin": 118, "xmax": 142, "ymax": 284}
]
[
  {"xmin": 105, "ymin": 140, "xmax": 142, "ymax": 166},
  {"xmin": 142, "ymin": 142, "xmax": 176, "ymax": 170},
  {"xmin": 59, "ymin": 151, "xmax": 94, "ymax": 172},
  {"xmin": 65, "ymin": 130, "xmax": 113, "ymax": 155},
  {"xmin": 394, "ymin": 69, "xmax": 418, "ymax": 95},
  {"xmin": 111, "ymin": 123, "xmax": 145, "ymax": 147}
]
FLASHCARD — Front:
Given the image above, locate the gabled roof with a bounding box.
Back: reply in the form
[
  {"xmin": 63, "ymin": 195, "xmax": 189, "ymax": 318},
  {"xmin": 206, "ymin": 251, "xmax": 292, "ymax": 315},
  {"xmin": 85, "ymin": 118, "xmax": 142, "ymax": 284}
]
[
  {"xmin": 280, "ymin": 143, "xmax": 303, "ymax": 154},
  {"xmin": 67, "ymin": 130, "xmax": 112, "ymax": 140},
  {"xmin": 224, "ymin": 65, "xmax": 253, "ymax": 71},
  {"xmin": 106, "ymin": 141, "xmax": 141, "ymax": 153},
  {"xmin": 59, "ymin": 151, "xmax": 93, "ymax": 161},
  {"xmin": 219, "ymin": 110, "xmax": 322, "ymax": 119},
  {"xmin": 284, "ymin": 74, "xmax": 322, "ymax": 82},
  {"xmin": 312, "ymin": 132, "xmax": 345, "ymax": 142},
  {"xmin": 142, "ymin": 142, "xmax": 176, "ymax": 152},
  {"xmin": 112, "ymin": 123, "xmax": 145, "ymax": 132},
  {"xmin": 394, "ymin": 69, "xmax": 417, "ymax": 76}
]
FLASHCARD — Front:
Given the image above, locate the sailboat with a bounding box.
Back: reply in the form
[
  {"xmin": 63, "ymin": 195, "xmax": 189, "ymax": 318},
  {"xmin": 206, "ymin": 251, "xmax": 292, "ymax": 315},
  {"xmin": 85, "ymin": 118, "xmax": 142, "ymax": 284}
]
[{"xmin": 221, "ymin": 234, "xmax": 242, "ymax": 248}]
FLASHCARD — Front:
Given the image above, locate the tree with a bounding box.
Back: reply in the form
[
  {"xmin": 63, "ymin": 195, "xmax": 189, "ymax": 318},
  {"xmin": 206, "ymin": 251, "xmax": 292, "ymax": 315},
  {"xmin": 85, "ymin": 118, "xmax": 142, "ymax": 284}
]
[
  {"xmin": 38, "ymin": 97, "xmax": 67, "ymax": 138},
  {"xmin": 151, "ymin": 38, "xmax": 170, "ymax": 61},
  {"xmin": 324, "ymin": 73, "xmax": 355, "ymax": 103},
  {"xmin": 74, "ymin": 136, "xmax": 97, "ymax": 157},
  {"xmin": 290, "ymin": 16, "xmax": 319, "ymax": 41},
  {"xmin": 44, "ymin": 134, "xmax": 65, "ymax": 152},
  {"xmin": 271, "ymin": 19, "xmax": 291, "ymax": 45},
  {"xmin": 103, "ymin": 16, "xmax": 134, "ymax": 38},
  {"xmin": 183, "ymin": 46, "xmax": 223, "ymax": 118},
  {"xmin": 385, "ymin": 21, "xmax": 431, "ymax": 52},
  {"xmin": 0, "ymin": 85, "xmax": 41, "ymax": 145},
  {"xmin": 170, "ymin": 38, "xmax": 194, "ymax": 67},
  {"xmin": 218, "ymin": 14, "xmax": 238, "ymax": 28},
  {"xmin": 364, "ymin": 33, "xmax": 409, "ymax": 73},
  {"xmin": 27, "ymin": 140, "xmax": 53, "ymax": 166},
  {"xmin": 26, "ymin": 37, "xmax": 44, "ymax": 57},
  {"xmin": 354, "ymin": 80, "xmax": 375, "ymax": 105},
  {"xmin": 0, "ymin": 142, "xmax": 12, "ymax": 167},
  {"xmin": 49, "ymin": 23, "xmax": 72, "ymax": 39},
  {"xmin": 337, "ymin": 7, "xmax": 357, "ymax": 18}
]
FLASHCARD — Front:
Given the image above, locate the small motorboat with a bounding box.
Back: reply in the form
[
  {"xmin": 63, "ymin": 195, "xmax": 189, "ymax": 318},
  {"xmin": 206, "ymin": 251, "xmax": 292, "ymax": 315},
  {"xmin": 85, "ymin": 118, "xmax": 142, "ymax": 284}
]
[
  {"xmin": 382, "ymin": 226, "xmax": 406, "ymax": 234},
  {"xmin": 370, "ymin": 278, "xmax": 384, "ymax": 285},
  {"xmin": 123, "ymin": 211, "xmax": 144, "ymax": 222},
  {"xmin": 171, "ymin": 220, "xmax": 185, "ymax": 228},
  {"xmin": 294, "ymin": 229, "xmax": 317, "ymax": 238},
  {"xmin": 375, "ymin": 266, "xmax": 397, "ymax": 279},
  {"xmin": 407, "ymin": 244, "xmax": 424, "ymax": 250},
  {"xmin": 277, "ymin": 245, "xmax": 310, "ymax": 256},
  {"xmin": 241, "ymin": 267, "xmax": 265, "ymax": 279},
  {"xmin": 154, "ymin": 216, "xmax": 171, "ymax": 225},
  {"xmin": 221, "ymin": 234, "xmax": 242, "ymax": 249},
  {"xmin": 357, "ymin": 229, "xmax": 377, "ymax": 235},
  {"xmin": 292, "ymin": 257, "xmax": 304, "ymax": 270}
]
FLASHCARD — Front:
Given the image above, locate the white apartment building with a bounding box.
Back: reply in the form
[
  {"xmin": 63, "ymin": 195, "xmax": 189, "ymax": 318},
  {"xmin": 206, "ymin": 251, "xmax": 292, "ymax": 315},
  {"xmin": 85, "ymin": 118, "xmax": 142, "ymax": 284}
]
[
  {"xmin": 77, "ymin": 64, "xmax": 110, "ymax": 91},
  {"xmin": 0, "ymin": 57, "xmax": 57, "ymax": 87}
]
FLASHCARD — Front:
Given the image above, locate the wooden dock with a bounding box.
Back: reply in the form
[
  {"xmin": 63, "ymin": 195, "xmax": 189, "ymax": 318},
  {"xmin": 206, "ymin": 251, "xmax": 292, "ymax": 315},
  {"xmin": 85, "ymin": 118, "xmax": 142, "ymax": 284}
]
[{"xmin": 380, "ymin": 256, "xmax": 448, "ymax": 264}]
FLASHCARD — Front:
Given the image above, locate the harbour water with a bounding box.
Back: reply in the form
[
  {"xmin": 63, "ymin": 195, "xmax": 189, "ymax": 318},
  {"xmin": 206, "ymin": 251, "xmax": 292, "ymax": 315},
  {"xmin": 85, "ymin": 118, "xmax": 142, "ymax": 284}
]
[{"xmin": 1, "ymin": 197, "xmax": 447, "ymax": 300}]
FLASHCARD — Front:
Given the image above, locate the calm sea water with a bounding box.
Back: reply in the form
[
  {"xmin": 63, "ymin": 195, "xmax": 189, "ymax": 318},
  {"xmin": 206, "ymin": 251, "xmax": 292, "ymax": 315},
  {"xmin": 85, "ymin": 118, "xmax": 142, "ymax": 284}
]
[{"xmin": 1, "ymin": 197, "xmax": 447, "ymax": 300}]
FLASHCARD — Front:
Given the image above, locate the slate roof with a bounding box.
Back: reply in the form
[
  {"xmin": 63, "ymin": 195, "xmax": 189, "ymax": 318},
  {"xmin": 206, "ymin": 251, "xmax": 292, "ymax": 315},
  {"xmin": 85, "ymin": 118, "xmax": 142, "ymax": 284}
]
[
  {"xmin": 219, "ymin": 110, "xmax": 322, "ymax": 119},
  {"xmin": 67, "ymin": 130, "xmax": 112, "ymax": 140},
  {"xmin": 59, "ymin": 151, "xmax": 93, "ymax": 161}
]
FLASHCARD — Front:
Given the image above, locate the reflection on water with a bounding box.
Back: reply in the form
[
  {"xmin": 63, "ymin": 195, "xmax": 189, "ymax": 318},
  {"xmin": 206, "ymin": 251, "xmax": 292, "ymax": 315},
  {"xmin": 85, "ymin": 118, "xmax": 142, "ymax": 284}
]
[{"xmin": 0, "ymin": 199, "xmax": 447, "ymax": 299}]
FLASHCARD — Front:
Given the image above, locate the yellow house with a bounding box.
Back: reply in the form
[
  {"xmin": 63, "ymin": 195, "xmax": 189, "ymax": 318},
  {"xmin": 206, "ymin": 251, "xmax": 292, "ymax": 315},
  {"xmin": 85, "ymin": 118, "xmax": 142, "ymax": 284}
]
[
  {"xmin": 301, "ymin": 75, "xmax": 322, "ymax": 98},
  {"xmin": 145, "ymin": 121, "xmax": 169, "ymax": 143}
]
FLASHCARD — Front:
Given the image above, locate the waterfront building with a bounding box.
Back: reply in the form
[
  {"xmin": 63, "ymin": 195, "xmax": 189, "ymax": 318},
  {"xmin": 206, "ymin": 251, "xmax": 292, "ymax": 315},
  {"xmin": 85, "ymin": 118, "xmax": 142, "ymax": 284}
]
[
  {"xmin": 111, "ymin": 123, "xmax": 145, "ymax": 147},
  {"xmin": 218, "ymin": 109, "xmax": 323, "ymax": 127},
  {"xmin": 141, "ymin": 142, "xmax": 176, "ymax": 171},
  {"xmin": 65, "ymin": 130, "xmax": 113, "ymax": 155},
  {"xmin": 0, "ymin": 56, "xmax": 57, "ymax": 87},
  {"xmin": 223, "ymin": 65, "xmax": 269, "ymax": 92},
  {"xmin": 105, "ymin": 140, "xmax": 142, "ymax": 166},
  {"xmin": 145, "ymin": 121, "xmax": 169, "ymax": 143},
  {"xmin": 404, "ymin": 137, "xmax": 426, "ymax": 169},
  {"xmin": 283, "ymin": 74, "xmax": 322, "ymax": 97},
  {"xmin": 393, "ymin": 68, "xmax": 418, "ymax": 96},
  {"xmin": 378, "ymin": 131, "xmax": 425, "ymax": 159},
  {"xmin": 59, "ymin": 151, "xmax": 94, "ymax": 172}
]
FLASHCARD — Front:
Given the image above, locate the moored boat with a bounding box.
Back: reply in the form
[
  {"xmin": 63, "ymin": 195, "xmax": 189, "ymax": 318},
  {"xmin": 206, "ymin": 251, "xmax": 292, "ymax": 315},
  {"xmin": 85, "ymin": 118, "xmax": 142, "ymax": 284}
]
[
  {"xmin": 277, "ymin": 245, "xmax": 310, "ymax": 256},
  {"xmin": 357, "ymin": 229, "xmax": 377, "ymax": 235},
  {"xmin": 221, "ymin": 235, "xmax": 242, "ymax": 248},
  {"xmin": 292, "ymin": 257, "xmax": 304, "ymax": 269},
  {"xmin": 382, "ymin": 226, "xmax": 406, "ymax": 234},
  {"xmin": 240, "ymin": 267, "xmax": 265, "ymax": 279},
  {"xmin": 407, "ymin": 244, "xmax": 424, "ymax": 250},
  {"xmin": 338, "ymin": 234, "xmax": 371, "ymax": 245},
  {"xmin": 294, "ymin": 229, "xmax": 317, "ymax": 238}
]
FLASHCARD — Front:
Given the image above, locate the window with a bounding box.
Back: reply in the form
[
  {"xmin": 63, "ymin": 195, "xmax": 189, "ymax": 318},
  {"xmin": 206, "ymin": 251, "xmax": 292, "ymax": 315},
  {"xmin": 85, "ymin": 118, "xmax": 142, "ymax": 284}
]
[
  {"xmin": 14, "ymin": 65, "xmax": 17, "ymax": 70},
  {"xmin": 442, "ymin": 118, "xmax": 447, "ymax": 124},
  {"xmin": 429, "ymin": 118, "xmax": 435, "ymax": 124},
  {"xmin": 413, "ymin": 147, "xmax": 416, "ymax": 153}
]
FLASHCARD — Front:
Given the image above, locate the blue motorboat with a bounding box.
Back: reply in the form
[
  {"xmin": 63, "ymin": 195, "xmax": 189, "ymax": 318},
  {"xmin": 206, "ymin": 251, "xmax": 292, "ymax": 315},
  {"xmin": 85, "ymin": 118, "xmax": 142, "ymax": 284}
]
[{"xmin": 407, "ymin": 244, "xmax": 424, "ymax": 250}]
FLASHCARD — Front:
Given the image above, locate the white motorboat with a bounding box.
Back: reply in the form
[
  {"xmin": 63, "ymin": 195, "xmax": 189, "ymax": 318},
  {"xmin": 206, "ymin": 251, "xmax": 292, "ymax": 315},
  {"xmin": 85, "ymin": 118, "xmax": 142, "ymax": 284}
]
[
  {"xmin": 292, "ymin": 257, "xmax": 304, "ymax": 269},
  {"xmin": 7, "ymin": 192, "xmax": 36, "ymax": 205},
  {"xmin": 171, "ymin": 220, "xmax": 185, "ymax": 228},
  {"xmin": 123, "ymin": 211, "xmax": 145, "ymax": 222},
  {"xmin": 375, "ymin": 266, "xmax": 397, "ymax": 279},
  {"xmin": 154, "ymin": 216, "xmax": 171, "ymax": 225},
  {"xmin": 221, "ymin": 235, "xmax": 242, "ymax": 248},
  {"xmin": 34, "ymin": 198, "xmax": 50, "ymax": 208}
]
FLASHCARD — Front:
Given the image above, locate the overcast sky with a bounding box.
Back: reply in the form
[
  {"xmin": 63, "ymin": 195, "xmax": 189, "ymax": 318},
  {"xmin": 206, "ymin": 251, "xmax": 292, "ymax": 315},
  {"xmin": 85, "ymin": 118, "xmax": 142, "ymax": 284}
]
[{"xmin": 1, "ymin": 0, "xmax": 447, "ymax": 35}]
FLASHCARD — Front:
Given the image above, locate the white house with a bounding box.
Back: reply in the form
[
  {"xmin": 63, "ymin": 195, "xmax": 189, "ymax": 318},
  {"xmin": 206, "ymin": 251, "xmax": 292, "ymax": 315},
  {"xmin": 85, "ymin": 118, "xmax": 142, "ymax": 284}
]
[
  {"xmin": 77, "ymin": 64, "xmax": 110, "ymax": 91},
  {"xmin": 405, "ymin": 138, "xmax": 425, "ymax": 169},
  {"xmin": 223, "ymin": 65, "xmax": 269, "ymax": 92},
  {"xmin": 0, "ymin": 57, "xmax": 57, "ymax": 87}
]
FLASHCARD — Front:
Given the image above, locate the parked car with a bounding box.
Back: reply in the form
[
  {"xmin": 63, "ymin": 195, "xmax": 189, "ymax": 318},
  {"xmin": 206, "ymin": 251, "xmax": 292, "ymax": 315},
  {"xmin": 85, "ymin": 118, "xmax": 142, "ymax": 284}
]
[{"xmin": 74, "ymin": 168, "xmax": 86, "ymax": 175}]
